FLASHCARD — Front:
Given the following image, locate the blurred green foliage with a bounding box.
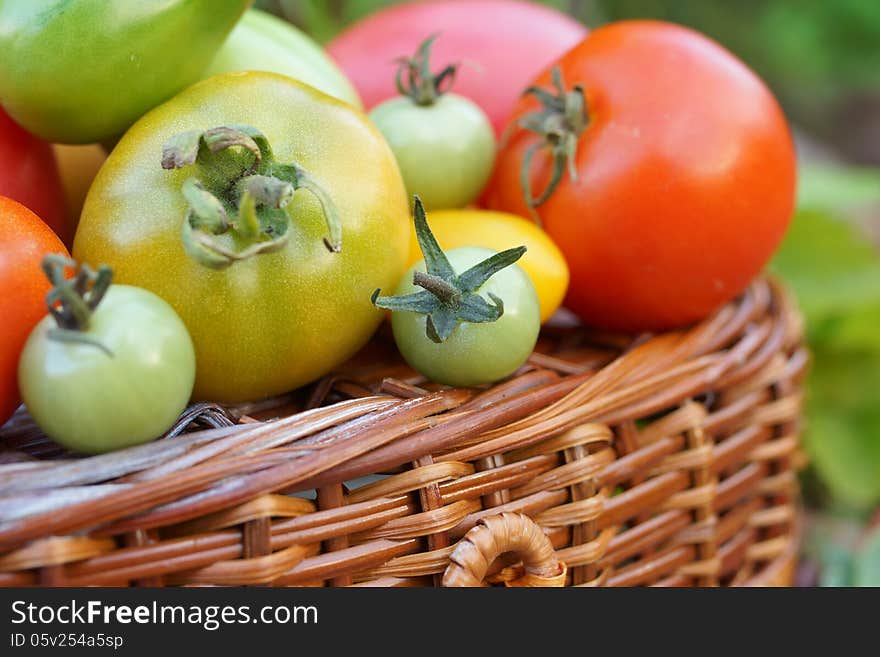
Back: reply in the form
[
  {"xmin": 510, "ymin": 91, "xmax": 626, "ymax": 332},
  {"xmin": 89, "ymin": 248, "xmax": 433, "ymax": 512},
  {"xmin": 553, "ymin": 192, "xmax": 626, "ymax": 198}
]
[
  {"xmin": 855, "ymin": 524, "xmax": 880, "ymax": 585},
  {"xmin": 802, "ymin": 511, "xmax": 880, "ymax": 586},
  {"xmin": 771, "ymin": 174, "xmax": 880, "ymax": 511}
]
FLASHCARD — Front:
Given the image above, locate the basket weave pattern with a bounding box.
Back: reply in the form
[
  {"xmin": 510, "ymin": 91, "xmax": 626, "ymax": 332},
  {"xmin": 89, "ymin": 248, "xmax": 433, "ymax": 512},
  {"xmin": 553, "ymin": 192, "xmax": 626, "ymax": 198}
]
[{"xmin": 0, "ymin": 278, "xmax": 806, "ymax": 587}]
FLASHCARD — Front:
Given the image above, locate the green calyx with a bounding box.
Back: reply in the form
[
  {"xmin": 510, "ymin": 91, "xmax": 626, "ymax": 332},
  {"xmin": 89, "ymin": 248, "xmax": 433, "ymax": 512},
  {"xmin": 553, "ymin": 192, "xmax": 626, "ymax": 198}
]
[
  {"xmin": 395, "ymin": 34, "xmax": 459, "ymax": 106},
  {"xmin": 42, "ymin": 254, "xmax": 114, "ymax": 357},
  {"xmin": 161, "ymin": 124, "xmax": 342, "ymax": 270},
  {"xmin": 518, "ymin": 67, "xmax": 588, "ymax": 216},
  {"xmin": 371, "ymin": 196, "xmax": 527, "ymax": 343}
]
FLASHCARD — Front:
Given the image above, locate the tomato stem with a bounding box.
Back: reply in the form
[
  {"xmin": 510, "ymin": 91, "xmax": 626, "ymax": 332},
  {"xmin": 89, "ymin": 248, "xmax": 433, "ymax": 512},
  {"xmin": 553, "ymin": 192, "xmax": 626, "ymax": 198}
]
[
  {"xmin": 412, "ymin": 271, "xmax": 461, "ymax": 307},
  {"xmin": 518, "ymin": 67, "xmax": 588, "ymax": 221},
  {"xmin": 371, "ymin": 196, "xmax": 526, "ymax": 343},
  {"xmin": 395, "ymin": 34, "xmax": 459, "ymax": 106},
  {"xmin": 41, "ymin": 254, "xmax": 115, "ymax": 356},
  {"xmin": 162, "ymin": 124, "xmax": 342, "ymax": 269}
]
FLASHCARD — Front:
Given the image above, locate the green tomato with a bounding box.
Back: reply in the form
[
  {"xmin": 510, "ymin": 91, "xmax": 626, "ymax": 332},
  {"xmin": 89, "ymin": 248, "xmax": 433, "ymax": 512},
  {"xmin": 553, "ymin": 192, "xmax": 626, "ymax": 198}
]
[
  {"xmin": 18, "ymin": 285, "xmax": 196, "ymax": 454},
  {"xmin": 390, "ymin": 247, "xmax": 540, "ymax": 387},
  {"xmin": 370, "ymin": 93, "xmax": 495, "ymax": 210},
  {"xmin": 0, "ymin": 0, "xmax": 250, "ymax": 144},
  {"xmin": 74, "ymin": 72, "xmax": 410, "ymax": 403},
  {"xmin": 203, "ymin": 8, "xmax": 362, "ymax": 110}
]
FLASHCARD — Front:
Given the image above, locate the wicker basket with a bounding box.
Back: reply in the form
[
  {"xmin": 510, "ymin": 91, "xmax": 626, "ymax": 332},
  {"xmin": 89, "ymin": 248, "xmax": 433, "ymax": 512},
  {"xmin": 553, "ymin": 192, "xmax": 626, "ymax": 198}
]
[{"xmin": 0, "ymin": 277, "xmax": 807, "ymax": 587}]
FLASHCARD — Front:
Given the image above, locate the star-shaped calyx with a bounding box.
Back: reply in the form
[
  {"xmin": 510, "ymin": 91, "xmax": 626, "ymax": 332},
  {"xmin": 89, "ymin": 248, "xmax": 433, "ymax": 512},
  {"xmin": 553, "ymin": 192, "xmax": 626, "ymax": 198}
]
[
  {"xmin": 161, "ymin": 124, "xmax": 342, "ymax": 270},
  {"xmin": 517, "ymin": 66, "xmax": 588, "ymax": 219},
  {"xmin": 395, "ymin": 34, "xmax": 459, "ymax": 107},
  {"xmin": 371, "ymin": 197, "xmax": 527, "ymax": 343}
]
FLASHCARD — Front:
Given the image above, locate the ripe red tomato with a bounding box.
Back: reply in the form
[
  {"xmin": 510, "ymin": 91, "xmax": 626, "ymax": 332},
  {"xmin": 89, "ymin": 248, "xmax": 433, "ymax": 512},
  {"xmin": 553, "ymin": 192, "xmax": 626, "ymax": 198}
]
[
  {"xmin": 0, "ymin": 107, "xmax": 69, "ymax": 244},
  {"xmin": 484, "ymin": 21, "xmax": 797, "ymax": 332},
  {"xmin": 0, "ymin": 196, "xmax": 69, "ymax": 425},
  {"xmin": 327, "ymin": 0, "xmax": 587, "ymax": 136}
]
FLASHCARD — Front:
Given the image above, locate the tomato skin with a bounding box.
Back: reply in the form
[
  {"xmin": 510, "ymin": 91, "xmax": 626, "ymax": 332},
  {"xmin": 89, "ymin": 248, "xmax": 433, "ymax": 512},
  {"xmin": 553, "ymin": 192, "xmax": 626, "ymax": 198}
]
[
  {"xmin": 0, "ymin": 108, "xmax": 68, "ymax": 243},
  {"xmin": 370, "ymin": 94, "xmax": 495, "ymax": 210},
  {"xmin": 327, "ymin": 0, "xmax": 587, "ymax": 136},
  {"xmin": 391, "ymin": 247, "xmax": 540, "ymax": 387},
  {"xmin": 0, "ymin": 0, "xmax": 251, "ymax": 144},
  {"xmin": 0, "ymin": 197, "xmax": 69, "ymax": 426},
  {"xmin": 19, "ymin": 285, "xmax": 195, "ymax": 453},
  {"xmin": 203, "ymin": 8, "xmax": 362, "ymax": 109},
  {"xmin": 74, "ymin": 72, "xmax": 410, "ymax": 403},
  {"xmin": 52, "ymin": 144, "xmax": 107, "ymax": 241},
  {"xmin": 406, "ymin": 209, "xmax": 569, "ymax": 323},
  {"xmin": 484, "ymin": 21, "xmax": 797, "ymax": 332}
]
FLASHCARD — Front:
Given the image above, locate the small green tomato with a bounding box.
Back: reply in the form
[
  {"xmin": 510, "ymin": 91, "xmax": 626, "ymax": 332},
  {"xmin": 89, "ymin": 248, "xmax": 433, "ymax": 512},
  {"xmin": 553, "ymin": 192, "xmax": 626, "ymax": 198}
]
[
  {"xmin": 373, "ymin": 197, "xmax": 540, "ymax": 387},
  {"xmin": 18, "ymin": 256, "xmax": 196, "ymax": 454},
  {"xmin": 369, "ymin": 35, "xmax": 495, "ymax": 210}
]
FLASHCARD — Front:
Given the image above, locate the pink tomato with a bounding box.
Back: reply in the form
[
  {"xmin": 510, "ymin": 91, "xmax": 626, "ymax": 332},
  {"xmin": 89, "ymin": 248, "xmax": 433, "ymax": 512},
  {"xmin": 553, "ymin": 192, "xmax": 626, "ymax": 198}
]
[{"xmin": 327, "ymin": 0, "xmax": 587, "ymax": 136}]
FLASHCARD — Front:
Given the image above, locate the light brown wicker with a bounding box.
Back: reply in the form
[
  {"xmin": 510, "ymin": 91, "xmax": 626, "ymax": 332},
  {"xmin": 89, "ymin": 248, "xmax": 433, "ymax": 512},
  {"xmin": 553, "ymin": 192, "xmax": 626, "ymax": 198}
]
[{"xmin": 0, "ymin": 277, "xmax": 807, "ymax": 587}]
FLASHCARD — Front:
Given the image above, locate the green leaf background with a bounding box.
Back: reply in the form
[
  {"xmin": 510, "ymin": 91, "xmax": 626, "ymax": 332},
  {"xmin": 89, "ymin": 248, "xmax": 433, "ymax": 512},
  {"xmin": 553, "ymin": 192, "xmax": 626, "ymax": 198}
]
[{"xmin": 771, "ymin": 167, "xmax": 880, "ymax": 511}]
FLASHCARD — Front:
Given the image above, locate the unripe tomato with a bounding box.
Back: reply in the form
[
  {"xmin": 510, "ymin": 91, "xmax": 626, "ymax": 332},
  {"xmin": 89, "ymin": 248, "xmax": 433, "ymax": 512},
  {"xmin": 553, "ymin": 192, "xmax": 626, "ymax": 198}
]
[
  {"xmin": 203, "ymin": 8, "xmax": 363, "ymax": 109},
  {"xmin": 19, "ymin": 260, "xmax": 196, "ymax": 454},
  {"xmin": 0, "ymin": 0, "xmax": 251, "ymax": 143},
  {"xmin": 368, "ymin": 36, "xmax": 495, "ymax": 210},
  {"xmin": 389, "ymin": 247, "xmax": 540, "ymax": 387},
  {"xmin": 373, "ymin": 199, "xmax": 540, "ymax": 388},
  {"xmin": 371, "ymin": 94, "xmax": 494, "ymax": 210}
]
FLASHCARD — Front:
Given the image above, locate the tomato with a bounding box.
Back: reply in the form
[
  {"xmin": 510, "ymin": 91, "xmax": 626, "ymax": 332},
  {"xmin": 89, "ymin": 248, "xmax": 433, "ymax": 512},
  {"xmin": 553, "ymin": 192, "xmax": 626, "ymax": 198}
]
[
  {"xmin": 407, "ymin": 209, "xmax": 568, "ymax": 323},
  {"xmin": 0, "ymin": 197, "xmax": 69, "ymax": 426},
  {"xmin": 374, "ymin": 198, "xmax": 539, "ymax": 387},
  {"xmin": 52, "ymin": 144, "xmax": 107, "ymax": 239},
  {"xmin": 371, "ymin": 95, "xmax": 494, "ymax": 209},
  {"xmin": 369, "ymin": 36, "xmax": 495, "ymax": 210},
  {"xmin": 0, "ymin": 107, "xmax": 68, "ymax": 243},
  {"xmin": 203, "ymin": 8, "xmax": 362, "ymax": 109},
  {"xmin": 484, "ymin": 21, "xmax": 797, "ymax": 332},
  {"xmin": 327, "ymin": 0, "xmax": 587, "ymax": 136},
  {"xmin": 19, "ymin": 256, "xmax": 195, "ymax": 453},
  {"xmin": 0, "ymin": 0, "xmax": 251, "ymax": 144},
  {"xmin": 387, "ymin": 247, "xmax": 539, "ymax": 386},
  {"xmin": 74, "ymin": 72, "xmax": 409, "ymax": 403}
]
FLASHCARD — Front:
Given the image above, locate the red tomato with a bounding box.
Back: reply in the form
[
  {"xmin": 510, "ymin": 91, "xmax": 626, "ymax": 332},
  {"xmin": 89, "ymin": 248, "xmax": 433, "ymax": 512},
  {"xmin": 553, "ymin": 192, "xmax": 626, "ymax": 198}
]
[
  {"xmin": 327, "ymin": 0, "xmax": 587, "ymax": 136},
  {"xmin": 0, "ymin": 196, "xmax": 69, "ymax": 425},
  {"xmin": 0, "ymin": 107, "xmax": 69, "ymax": 244},
  {"xmin": 484, "ymin": 21, "xmax": 797, "ymax": 332}
]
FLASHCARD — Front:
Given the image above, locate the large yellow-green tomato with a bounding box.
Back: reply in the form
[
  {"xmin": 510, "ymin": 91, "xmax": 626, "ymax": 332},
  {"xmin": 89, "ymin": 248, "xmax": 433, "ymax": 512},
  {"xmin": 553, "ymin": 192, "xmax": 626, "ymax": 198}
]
[
  {"xmin": 203, "ymin": 8, "xmax": 363, "ymax": 110},
  {"xmin": 74, "ymin": 72, "xmax": 410, "ymax": 403}
]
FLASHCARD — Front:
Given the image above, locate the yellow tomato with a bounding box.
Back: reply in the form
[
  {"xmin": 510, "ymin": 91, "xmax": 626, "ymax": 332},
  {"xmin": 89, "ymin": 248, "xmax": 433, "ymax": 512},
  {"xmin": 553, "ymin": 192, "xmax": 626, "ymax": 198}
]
[
  {"xmin": 408, "ymin": 209, "xmax": 569, "ymax": 322},
  {"xmin": 52, "ymin": 143, "xmax": 107, "ymax": 232}
]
